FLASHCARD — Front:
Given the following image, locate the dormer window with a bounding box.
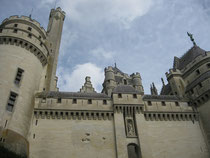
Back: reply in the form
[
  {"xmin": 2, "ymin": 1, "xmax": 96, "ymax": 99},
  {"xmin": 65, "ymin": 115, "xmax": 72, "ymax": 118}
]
[{"xmin": 124, "ymin": 79, "xmax": 127, "ymax": 85}]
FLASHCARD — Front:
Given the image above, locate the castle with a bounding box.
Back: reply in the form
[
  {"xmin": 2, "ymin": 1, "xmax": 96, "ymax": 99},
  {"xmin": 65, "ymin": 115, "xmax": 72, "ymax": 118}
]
[{"xmin": 0, "ymin": 7, "xmax": 210, "ymax": 158}]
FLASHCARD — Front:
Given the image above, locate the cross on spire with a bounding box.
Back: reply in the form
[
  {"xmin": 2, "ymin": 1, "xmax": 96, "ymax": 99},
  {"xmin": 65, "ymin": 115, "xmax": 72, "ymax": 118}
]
[{"xmin": 187, "ymin": 32, "xmax": 196, "ymax": 46}]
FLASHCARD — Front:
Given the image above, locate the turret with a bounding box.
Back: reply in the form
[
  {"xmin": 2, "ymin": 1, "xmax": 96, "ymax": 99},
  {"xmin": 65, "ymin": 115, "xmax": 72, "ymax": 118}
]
[
  {"xmin": 131, "ymin": 72, "xmax": 144, "ymax": 94},
  {"xmin": 166, "ymin": 69, "xmax": 185, "ymax": 97},
  {"xmin": 103, "ymin": 66, "xmax": 116, "ymax": 96},
  {"xmin": 0, "ymin": 14, "xmax": 50, "ymax": 156}
]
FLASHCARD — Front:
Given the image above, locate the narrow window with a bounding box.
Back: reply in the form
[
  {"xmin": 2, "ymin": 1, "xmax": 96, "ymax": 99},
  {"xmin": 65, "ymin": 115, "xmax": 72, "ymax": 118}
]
[
  {"xmin": 4, "ymin": 120, "xmax": 7, "ymax": 128},
  {"xmin": 57, "ymin": 98, "xmax": 61, "ymax": 103},
  {"xmin": 40, "ymin": 42, "xmax": 43, "ymax": 47},
  {"xmin": 7, "ymin": 92, "xmax": 18, "ymax": 112},
  {"xmin": 39, "ymin": 35, "xmax": 41, "ymax": 39},
  {"xmin": 14, "ymin": 68, "xmax": 24, "ymax": 85},
  {"xmin": 161, "ymin": 101, "xmax": 166, "ymax": 106},
  {"xmin": 133, "ymin": 94, "xmax": 137, "ymax": 98},
  {"xmin": 13, "ymin": 29, "xmax": 17, "ymax": 33},
  {"xmin": 14, "ymin": 24, "xmax": 18, "ymax": 27},
  {"xmin": 124, "ymin": 79, "xmax": 127, "ymax": 85},
  {"xmin": 148, "ymin": 101, "xmax": 152, "ymax": 106},
  {"xmin": 28, "ymin": 33, "xmax": 32, "ymax": 38},
  {"xmin": 103, "ymin": 100, "xmax": 107, "ymax": 105},
  {"xmin": 35, "ymin": 120, "xmax": 38, "ymax": 126},
  {"xmin": 33, "ymin": 134, "xmax": 35, "ymax": 139},
  {"xmin": 196, "ymin": 69, "xmax": 200, "ymax": 75},
  {"xmin": 88, "ymin": 99, "xmax": 92, "ymax": 104},
  {"xmin": 0, "ymin": 29, "xmax": 2, "ymax": 33},
  {"xmin": 207, "ymin": 63, "xmax": 210, "ymax": 68},
  {"xmin": 118, "ymin": 93, "xmax": 122, "ymax": 98},
  {"xmin": 72, "ymin": 99, "xmax": 77, "ymax": 104},
  {"xmin": 28, "ymin": 27, "xmax": 32, "ymax": 31},
  {"xmin": 175, "ymin": 102, "xmax": 179, "ymax": 106}
]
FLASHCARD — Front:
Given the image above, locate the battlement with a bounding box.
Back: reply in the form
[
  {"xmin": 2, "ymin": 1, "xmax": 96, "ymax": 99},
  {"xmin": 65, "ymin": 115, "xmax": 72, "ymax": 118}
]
[{"xmin": 1, "ymin": 15, "xmax": 46, "ymax": 36}]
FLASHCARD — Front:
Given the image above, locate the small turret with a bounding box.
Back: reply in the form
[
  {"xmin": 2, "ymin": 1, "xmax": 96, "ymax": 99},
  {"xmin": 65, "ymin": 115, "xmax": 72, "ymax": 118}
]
[
  {"xmin": 103, "ymin": 66, "xmax": 116, "ymax": 96},
  {"xmin": 80, "ymin": 76, "xmax": 96, "ymax": 93},
  {"xmin": 131, "ymin": 72, "xmax": 144, "ymax": 94}
]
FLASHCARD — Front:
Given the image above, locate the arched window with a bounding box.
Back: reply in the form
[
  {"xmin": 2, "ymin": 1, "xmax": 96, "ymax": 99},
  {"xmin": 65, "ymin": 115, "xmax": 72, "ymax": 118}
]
[{"xmin": 127, "ymin": 143, "xmax": 140, "ymax": 158}]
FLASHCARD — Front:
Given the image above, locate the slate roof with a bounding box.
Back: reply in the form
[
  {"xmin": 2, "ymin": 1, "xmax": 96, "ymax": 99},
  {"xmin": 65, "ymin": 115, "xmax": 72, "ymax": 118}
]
[
  {"xmin": 176, "ymin": 46, "xmax": 206, "ymax": 70},
  {"xmin": 186, "ymin": 71, "xmax": 210, "ymax": 92},
  {"xmin": 143, "ymin": 95, "xmax": 181, "ymax": 101},
  {"xmin": 36, "ymin": 91, "xmax": 110, "ymax": 99},
  {"xmin": 160, "ymin": 84, "xmax": 172, "ymax": 95},
  {"xmin": 113, "ymin": 85, "xmax": 140, "ymax": 94}
]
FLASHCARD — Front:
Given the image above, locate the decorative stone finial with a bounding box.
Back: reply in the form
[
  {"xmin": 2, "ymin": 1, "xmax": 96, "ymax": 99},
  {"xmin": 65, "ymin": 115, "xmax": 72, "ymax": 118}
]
[{"xmin": 187, "ymin": 32, "xmax": 196, "ymax": 46}]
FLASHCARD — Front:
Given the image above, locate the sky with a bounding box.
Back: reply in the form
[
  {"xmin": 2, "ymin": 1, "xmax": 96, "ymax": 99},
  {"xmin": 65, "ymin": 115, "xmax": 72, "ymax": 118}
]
[{"xmin": 1, "ymin": 0, "xmax": 210, "ymax": 94}]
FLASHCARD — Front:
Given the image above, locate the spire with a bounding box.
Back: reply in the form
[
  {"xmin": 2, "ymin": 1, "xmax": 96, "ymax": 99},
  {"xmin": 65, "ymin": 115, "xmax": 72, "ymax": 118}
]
[
  {"xmin": 150, "ymin": 82, "xmax": 158, "ymax": 95},
  {"xmin": 161, "ymin": 78, "xmax": 165, "ymax": 87},
  {"xmin": 187, "ymin": 32, "xmax": 196, "ymax": 46}
]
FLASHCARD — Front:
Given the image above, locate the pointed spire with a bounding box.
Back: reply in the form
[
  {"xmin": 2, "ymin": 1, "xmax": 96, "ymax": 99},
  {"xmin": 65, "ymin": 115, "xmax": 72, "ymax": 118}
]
[
  {"xmin": 150, "ymin": 82, "xmax": 158, "ymax": 95},
  {"xmin": 187, "ymin": 32, "xmax": 196, "ymax": 46},
  {"xmin": 161, "ymin": 78, "xmax": 165, "ymax": 87}
]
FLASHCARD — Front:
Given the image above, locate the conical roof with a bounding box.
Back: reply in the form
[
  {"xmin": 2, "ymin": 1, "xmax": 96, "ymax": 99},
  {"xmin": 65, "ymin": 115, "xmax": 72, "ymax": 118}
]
[{"xmin": 176, "ymin": 46, "xmax": 206, "ymax": 70}]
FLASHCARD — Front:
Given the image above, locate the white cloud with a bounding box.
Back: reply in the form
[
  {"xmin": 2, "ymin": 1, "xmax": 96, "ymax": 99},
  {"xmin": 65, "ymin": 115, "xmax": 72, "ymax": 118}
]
[
  {"xmin": 89, "ymin": 47, "xmax": 115, "ymax": 60},
  {"xmin": 57, "ymin": 62, "xmax": 104, "ymax": 92},
  {"xmin": 40, "ymin": 0, "xmax": 153, "ymax": 27}
]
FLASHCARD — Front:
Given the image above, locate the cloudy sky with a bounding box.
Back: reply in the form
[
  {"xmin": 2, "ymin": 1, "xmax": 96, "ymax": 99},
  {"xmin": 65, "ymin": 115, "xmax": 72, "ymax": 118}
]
[{"xmin": 1, "ymin": 0, "xmax": 210, "ymax": 94}]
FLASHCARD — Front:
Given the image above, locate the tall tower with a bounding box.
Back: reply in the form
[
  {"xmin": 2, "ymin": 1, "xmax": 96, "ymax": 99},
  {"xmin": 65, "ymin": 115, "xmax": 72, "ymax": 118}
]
[
  {"xmin": 0, "ymin": 7, "xmax": 65, "ymax": 156},
  {"xmin": 45, "ymin": 7, "xmax": 65, "ymax": 91}
]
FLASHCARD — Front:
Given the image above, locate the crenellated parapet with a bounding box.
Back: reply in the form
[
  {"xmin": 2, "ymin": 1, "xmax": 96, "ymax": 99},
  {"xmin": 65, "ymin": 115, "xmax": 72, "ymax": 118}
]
[{"xmin": 0, "ymin": 15, "xmax": 49, "ymax": 66}]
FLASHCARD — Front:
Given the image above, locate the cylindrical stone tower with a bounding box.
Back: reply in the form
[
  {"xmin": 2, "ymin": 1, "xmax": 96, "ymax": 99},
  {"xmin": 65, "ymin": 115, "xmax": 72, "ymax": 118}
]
[
  {"xmin": 0, "ymin": 15, "xmax": 49, "ymax": 156},
  {"xmin": 104, "ymin": 66, "xmax": 116, "ymax": 96}
]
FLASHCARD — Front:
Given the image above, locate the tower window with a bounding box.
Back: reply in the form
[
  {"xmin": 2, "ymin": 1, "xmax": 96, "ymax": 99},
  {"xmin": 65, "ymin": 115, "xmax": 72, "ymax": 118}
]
[
  {"xmin": 7, "ymin": 92, "xmax": 18, "ymax": 112},
  {"xmin": 124, "ymin": 79, "xmax": 127, "ymax": 85},
  {"xmin": 103, "ymin": 100, "xmax": 107, "ymax": 105},
  {"xmin": 133, "ymin": 94, "xmax": 137, "ymax": 98},
  {"xmin": 28, "ymin": 27, "xmax": 32, "ymax": 31},
  {"xmin": 72, "ymin": 99, "xmax": 77, "ymax": 104},
  {"xmin": 14, "ymin": 24, "xmax": 18, "ymax": 27},
  {"xmin": 14, "ymin": 68, "xmax": 24, "ymax": 85},
  {"xmin": 196, "ymin": 69, "xmax": 200, "ymax": 75},
  {"xmin": 118, "ymin": 93, "xmax": 122, "ymax": 98},
  {"xmin": 0, "ymin": 29, "xmax": 2, "ymax": 33},
  {"xmin": 57, "ymin": 98, "xmax": 62, "ymax": 103},
  {"xmin": 13, "ymin": 29, "xmax": 17, "ymax": 33},
  {"xmin": 28, "ymin": 33, "xmax": 32, "ymax": 38},
  {"xmin": 88, "ymin": 99, "xmax": 92, "ymax": 104},
  {"xmin": 161, "ymin": 101, "xmax": 166, "ymax": 106}
]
